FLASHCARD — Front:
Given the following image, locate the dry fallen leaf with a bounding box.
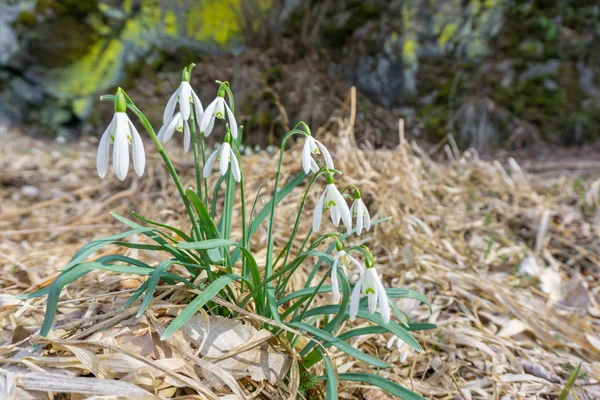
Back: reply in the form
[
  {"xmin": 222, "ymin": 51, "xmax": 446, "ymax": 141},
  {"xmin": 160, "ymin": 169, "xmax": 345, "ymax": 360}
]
[{"xmin": 179, "ymin": 315, "xmax": 291, "ymax": 384}]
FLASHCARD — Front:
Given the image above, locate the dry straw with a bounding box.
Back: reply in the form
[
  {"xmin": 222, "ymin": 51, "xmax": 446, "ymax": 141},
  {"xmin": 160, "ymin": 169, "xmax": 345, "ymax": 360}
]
[{"xmin": 0, "ymin": 89, "xmax": 599, "ymax": 399}]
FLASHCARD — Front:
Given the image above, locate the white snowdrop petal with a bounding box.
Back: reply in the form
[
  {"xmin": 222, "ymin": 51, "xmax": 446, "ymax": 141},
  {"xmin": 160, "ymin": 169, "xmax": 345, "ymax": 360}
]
[
  {"xmin": 387, "ymin": 336, "xmax": 396, "ymax": 350},
  {"xmin": 310, "ymin": 158, "xmax": 319, "ymax": 173},
  {"xmin": 179, "ymin": 82, "xmax": 191, "ymax": 120},
  {"xmin": 96, "ymin": 116, "xmax": 114, "ymax": 178},
  {"xmin": 349, "ymin": 273, "xmax": 364, "ymax": 321},
  {"xmin": 312, "ymin": 187, "xmax": 327, "ymax": 232},
  {"xmin": 183, "ymin": 120, "xmax": 191, "ymax": 153},
  {"xmin": 128, "ymin": 119, "xmax": 145, "ymax": 177},
  {"xmin": 330, "ymin": 205, "xmax": 341, "ymax": 226},
  {"xmin": 364, "ymin": 202, "xmax": 371, "ymax": 231},
  {"xmin": 316, "ymin": 140, "xmax": 334, "ymax": 170},
  {"xmin": 377, "ymin": 278, "xmax": 391, "ymax": 324},
  {"xmin": 199, "ymin": 99, "xmax": 217, "ymax": 132},
  {"xmin": 191, "ymin": 89, "xmax": 204, "ymax": 121},
  {"xmin": 331, "ymin": 258, "xmax": 340, "ymax": 303},
  {"xmin": 230, "ymin": 148, "xmax": 241, "ymax": 182},
  {"xmin": 163, "ymin": 88, "xmax": 179, "ymax": 124},
  {"xmin": 203, "ymin": 148, "xmax": 220, "ymax": 178},
  {"xmin": 219, "ymin": 143, "xmax": 230, "ymax": 176},
  {"xmin": 355, "ymin": 201, "xmax": 364, "ymax": 235},
  {"xmin": 302, "ymin": 139, "xmax": 312, "ymax": 174},
  {"xmin": 224, "ymin": 102, "xmax": 238, "ymax": 139},
  {"xmin": 162, "ymin": 113, "xmax": 182, "ymax": 143},
  {"xmin": 113, "ymin": 114, "xmax": 130, "ymax": 181}
]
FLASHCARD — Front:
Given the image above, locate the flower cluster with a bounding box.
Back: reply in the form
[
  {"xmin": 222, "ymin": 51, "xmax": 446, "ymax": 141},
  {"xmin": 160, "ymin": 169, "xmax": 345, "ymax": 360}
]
[{"xmin": 96, "ymin": 66, "xmax": 391, "ymax": 327}]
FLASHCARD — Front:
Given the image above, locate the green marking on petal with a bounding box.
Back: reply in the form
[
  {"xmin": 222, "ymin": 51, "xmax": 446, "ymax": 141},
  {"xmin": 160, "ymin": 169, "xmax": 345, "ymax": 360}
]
[
  {"xmin": 176, "ymin": 125, "xmax": 184, "ymax": 132},
  {"xmin": 110, "ymin": 134, "xmax": 115, "ymax": 143},
  {"xmin": 327, "ymin": 200, "xmax": 336, "ymax": 207},
  {"xmin": 214, "ymin": 111, "xmax": 224, "ymax": 119},
  {"xmin": 365, "ymin": 287, "xmax": 376, "ymax": 295},
  {"xmin": 312, "ymin": 148, "xmax": 320, "ymax": 154},
  {"xmin": 127, "ymin": 135, "xmax": 132, "ymax": 144}
]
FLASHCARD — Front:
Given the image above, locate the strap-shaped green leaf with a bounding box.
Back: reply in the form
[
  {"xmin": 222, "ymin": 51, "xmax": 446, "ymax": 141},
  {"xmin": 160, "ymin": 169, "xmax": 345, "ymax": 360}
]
[{"xmin": 288, "ymin": 321, "xmax": 391, "ymax": 368}]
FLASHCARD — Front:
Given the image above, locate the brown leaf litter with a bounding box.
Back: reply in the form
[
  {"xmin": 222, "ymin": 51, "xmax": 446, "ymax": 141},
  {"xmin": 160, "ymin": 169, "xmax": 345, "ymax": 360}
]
[{"xmin": 0, "ymin": 93, "xmax": 599, "ymax": 399}]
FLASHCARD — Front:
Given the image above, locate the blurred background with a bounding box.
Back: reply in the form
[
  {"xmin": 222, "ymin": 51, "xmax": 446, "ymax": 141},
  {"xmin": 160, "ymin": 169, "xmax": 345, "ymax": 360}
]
[{"xmin": 1, "ymin": 0, "xmax": 599, "ymax": 154}]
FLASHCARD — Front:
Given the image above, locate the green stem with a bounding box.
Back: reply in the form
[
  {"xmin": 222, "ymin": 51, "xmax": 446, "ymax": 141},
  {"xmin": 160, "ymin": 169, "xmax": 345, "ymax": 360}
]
[
  {"xmin": 190, "ymin": 113, "xmax": 202, "ymax": 199},
  {"xmin": 264, "ymin": 129, "xmax": 310, "ymax": 311}
]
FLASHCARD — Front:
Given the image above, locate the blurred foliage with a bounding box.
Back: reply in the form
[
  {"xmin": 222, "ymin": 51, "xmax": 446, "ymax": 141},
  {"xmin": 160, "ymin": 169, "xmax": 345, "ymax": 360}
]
[{"xmin": 1, "ymin": 0, "xmax": 599, "ymax": 148}]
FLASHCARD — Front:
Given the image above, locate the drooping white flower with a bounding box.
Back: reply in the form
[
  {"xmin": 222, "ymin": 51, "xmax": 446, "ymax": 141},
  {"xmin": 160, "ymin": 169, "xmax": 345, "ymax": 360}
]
[
  {"xmin": 97, "ymin": 90, "xmax": 145, "ymax": 181},
  {"xmin": 387, "ymin": 335, "xmax": 405, "ymax": 350},
  {"xmin": 302, "ymin": 135, "xmax": 334, "ymax": 174},
  {"xmin": 349, "ymin": 265, "xmax": 391, "ymax": 324},
  {"xmin": 350, "ymin": 196, "xmax": 371, "ymax": 235},
  {"xmin": 330, "ymin": 249, "xmax": 364, "ymax": 303},
  {"xmin": 157, "ymin": 112, "xmax": 191, "ymax": 152},
  {"xmin": 202, "ymin": 141, "xmax": 241, "ymax": 182},
  {"xmin": 163, "ymin": 66, "xmax": 203, "ymax": 127},
  {"xmin": 198, "ymin": 93, "xmax": 237, "ymax": 138},
  {"xmin": 312, "ymin": 176, "xmax": 352, "ymax": 234}
]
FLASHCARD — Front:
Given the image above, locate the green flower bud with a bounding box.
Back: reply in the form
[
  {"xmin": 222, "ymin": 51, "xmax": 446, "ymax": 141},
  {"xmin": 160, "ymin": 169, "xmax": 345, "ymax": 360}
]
[{"xmin": 114, "ymin": 88, "xmax": 126, "ymax": 113}]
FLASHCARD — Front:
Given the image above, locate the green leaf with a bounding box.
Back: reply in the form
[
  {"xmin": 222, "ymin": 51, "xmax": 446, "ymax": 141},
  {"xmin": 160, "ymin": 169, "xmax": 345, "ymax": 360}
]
[
  {"xmin": 136, "ymin": 260, "xmax": 176, "ymax": 317},
  {"xmin": 161, "ymin": 274, "xmax": 243, "ymax": 340},
  {"xmin": 558, "ymin": 363, "xmax": 581, "ymax": 400},
  {"xmin": 132, "ymin": 211, "xmax": 193, "ymax": 242},
  {"xmin": 177, "ymin": 239, "xmax": 237, "ymax": 250},
  {"xmin": 186, "ymin": 189, "xmax": 220, "ymax": 240},
  {"xmin": 298, "ymin": 305, "xmax": 424, "ymax": 353},
  {"xmin": 39, "ymin": 261, "xmax": 155, "ymax": 336},
  {"xmin": 335, "ymin": 373, "xmax": 425, "ymax": 400},
  {"xmin": 320, "ymin": 349, "xmax": 338, "ymax": 400},
  {"xmin": 287, "ymin": 321, "xmax": 391, "ymax": 368}
]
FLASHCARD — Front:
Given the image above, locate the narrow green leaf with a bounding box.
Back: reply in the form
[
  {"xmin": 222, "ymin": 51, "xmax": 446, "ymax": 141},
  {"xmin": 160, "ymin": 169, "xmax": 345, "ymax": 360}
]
[
  {"xmin": 298, "ymin": 305, "xmax": 424, "ymax": 353},
  {"xmin": 161, "ymin": 274, "xmax": 243, "ymax": 340},
  {"xmin": 288, "ymin": 321, "xmax": 391, "ymax": 368},
  {"xmin": 132, "ymin": 211, "xmax": 193, "ymax": 242},
  {"xmin": 39, "ymin": 261, "xmax": 155, "ymax": 336},
  {"xmin": 186, "ymin": 189, "xmax": 220, "ymax": 239},
  {"xmin": 177, "ymin": 239, "xmax": 236, "ymax": 250},
  {"xmin": 320, "ymin": 349, "xmax": 338, "ymax": 400},
  {"xmin": 137, "ymin": 260, "xmax": 176, "ymax": 317},
  {"xmin": 558, "ymin": 363, "xmax": 581, "ymax": 400},
  {"xmin": 335, "ymin": 373, "xmax": 425, "ymax": 400}
]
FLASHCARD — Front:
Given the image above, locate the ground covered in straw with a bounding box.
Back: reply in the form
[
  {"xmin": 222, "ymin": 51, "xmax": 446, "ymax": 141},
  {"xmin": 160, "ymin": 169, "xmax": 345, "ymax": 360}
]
[{"xmin": 1, "ymin": 109, "xmax": 599, "ymax": 399}]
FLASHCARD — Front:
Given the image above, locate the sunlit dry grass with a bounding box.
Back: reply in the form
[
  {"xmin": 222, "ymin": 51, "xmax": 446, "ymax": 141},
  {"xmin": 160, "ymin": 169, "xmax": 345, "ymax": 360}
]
[{"xmin": 1, "ymin": 101, "xmax": 599, "ymax": 399}]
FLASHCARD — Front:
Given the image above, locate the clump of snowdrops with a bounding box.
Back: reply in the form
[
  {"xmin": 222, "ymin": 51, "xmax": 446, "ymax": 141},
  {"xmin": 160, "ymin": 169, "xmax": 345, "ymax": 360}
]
[{"xmin": 21, "ymin": 64, "xmax": 434, "ymax": 399}]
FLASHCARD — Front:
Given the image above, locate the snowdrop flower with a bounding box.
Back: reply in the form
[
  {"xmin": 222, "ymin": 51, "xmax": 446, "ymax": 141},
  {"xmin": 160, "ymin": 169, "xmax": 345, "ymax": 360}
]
[
  {"xmin": 312, "ymin": 173, "xmax": 352, "ymax": 234},
  {"xmin": 162, "ymin": 65, "xmax": 203, "ymax": 127},
  {"xmin": 349, "ymin": 258, "xmax": 391, "ymax": 324},
  {"xmin": 350, "ymin": 189, "xmax": 371, "ymax": 235},
  {"xmin": 97, "ymin": 89, "xmax": 145, "ymax": 181},
  {"xmin": 330, "ymin": 242, "xmax": 364, "ymax": 303},
  {"xmin": 387, "ymin": 335, "xmax": 405, "ymax": 350},
  {"xmin": 302, "ymin": 135, "xmax": 334, "ymax": 174},
  {"xmin": 157, "ymin": 112, "xmax": 191, "ymax": 152},
  {"xmin": 202, "ymin": 133, "xmax": 240, "ymax": 182},
  {"xmin": 198, "ymin": 85, "xmax": 237, "ymax": 138}
]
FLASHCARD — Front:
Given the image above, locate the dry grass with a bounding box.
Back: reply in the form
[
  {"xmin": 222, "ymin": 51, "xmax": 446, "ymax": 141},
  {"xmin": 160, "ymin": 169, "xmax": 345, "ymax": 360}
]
[{"xmin": 1, "ymin": 96, "xmax": 599, "ymax": 399}]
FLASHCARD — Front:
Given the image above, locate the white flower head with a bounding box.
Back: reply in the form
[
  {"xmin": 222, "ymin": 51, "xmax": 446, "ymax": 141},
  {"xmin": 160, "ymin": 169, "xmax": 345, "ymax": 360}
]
[
  {"xmin": 387, "ymin": 335, "xmax": 405, "ymax": 350},
  {"xmin": 312, "ymin": 174, "xmax": 352, "ymax": 234},
  {"xmin": 302, "ymin": 135, "xmax": 334, "ymax": 174},
  {"xmin": 330, "ymin": 245, "xmax": 365, "ymax": 303},
  {"xmin": 202, "ymin": 137, "xmax": 241, "ymax": 182},
  {"xmin": 349, "ymin": 262, "xmax": 391, "ymax": 324},
  {"xmin": 97, "ymin": 90, "xmax": 145, "ymax": 181},
  {"xmin": 157, "ymin": 112, "xmax": 191, "ymax": 152},
  {"xmin": 163, "ymin": 65, "xmax": 204, "ymax": 127},
  {"xmin": 198, "ymin": 85, "xmax": 237, "ymax": 138},
  {"xmin": 350, "ymin": 191, "xmax": 371, "ymax": 235}
]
